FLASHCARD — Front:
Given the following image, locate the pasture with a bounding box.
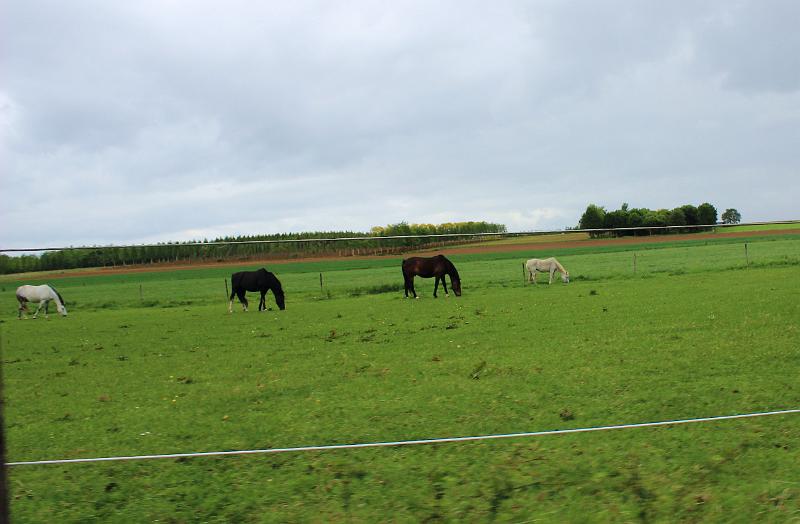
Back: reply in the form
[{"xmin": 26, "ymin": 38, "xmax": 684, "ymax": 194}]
[{"xmin": 2, "ymin": 235, "xmax": 800, "ymax": 522}]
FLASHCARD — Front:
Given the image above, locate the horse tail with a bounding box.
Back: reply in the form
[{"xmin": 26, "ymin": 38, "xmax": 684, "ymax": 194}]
[{"xmin": 230, "ymin": 272, "xmax": 242, "ymax": 299}]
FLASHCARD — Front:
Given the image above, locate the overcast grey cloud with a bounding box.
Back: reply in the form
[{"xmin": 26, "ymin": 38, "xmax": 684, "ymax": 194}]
[{"xmin": 2, "ymin": 0, "xmax": 799, "ymax": 249}]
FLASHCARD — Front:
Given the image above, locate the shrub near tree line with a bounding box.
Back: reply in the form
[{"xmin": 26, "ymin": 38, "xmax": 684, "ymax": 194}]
[{"xmin": 579, "ymin": 202, "xmax": 719, "ymax": 237}]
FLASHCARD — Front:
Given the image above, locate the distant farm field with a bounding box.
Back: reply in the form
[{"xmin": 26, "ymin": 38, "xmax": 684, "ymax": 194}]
[
  {"xmin": 2, "ymin": 235, "xmax": 800, "ymax": 522},
  {"xmin": 722, "ymin": 221, "xmax": 800, "ymax": 233},
  {"xmin": 461, "ymin": 231, "xmax": 591, "ymax": 247}
]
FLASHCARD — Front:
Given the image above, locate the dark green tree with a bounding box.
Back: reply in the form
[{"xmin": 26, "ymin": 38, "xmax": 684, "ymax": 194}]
[
  {"xmin": 604, "ymin": 209, "xmax": 629, "ymax": 229},
  {"xmin": 680, "ymin": 204, "xmax": 699, "ymax": 225},
  {"xmin": 721, "ymin": 208, "xmax": 741, "ymax": 224},
  {"xmin": 626, "ymin": 208, "xmax": 648, "ymax": 229},
  {"xmin": 668, "ymin": 208, "xmax": 687, "ymax": 226},
  {"xmin": 579, "ymin": 204, "xmax": 606, "ymax": 230},
  {"xmin": 697, "ymin": 203, "xmax": 718, "ymax": 225}
]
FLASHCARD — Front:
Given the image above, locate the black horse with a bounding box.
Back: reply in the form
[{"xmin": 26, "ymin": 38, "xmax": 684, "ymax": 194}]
[
  {"xmin": 402, "ymin": 255, "xmax": 462, "ymax": 298},
  {"xmin": 229, "ymin": 268, "xmax": 285, "ymax": 312}
]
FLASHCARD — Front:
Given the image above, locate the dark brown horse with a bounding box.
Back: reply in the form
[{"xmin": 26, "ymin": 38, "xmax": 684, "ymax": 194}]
[{"xmin": 402, "ymin": 255, "xmax": 461, "ymax": 298}]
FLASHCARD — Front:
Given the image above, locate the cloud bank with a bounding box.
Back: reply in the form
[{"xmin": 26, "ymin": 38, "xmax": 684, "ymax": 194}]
[{"xmin": 2, "ymin": 1, "xmax": 798, "ymax": 248}]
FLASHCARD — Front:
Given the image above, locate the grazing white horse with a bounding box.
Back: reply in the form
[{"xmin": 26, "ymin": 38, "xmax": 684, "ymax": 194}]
[
  {"xmin": 525, "ymin": 258, "xmax": 570, "ymax": 284},
  {"xmin": 16, "ymin": 285, "xmax": 67, "ymax": 319}
]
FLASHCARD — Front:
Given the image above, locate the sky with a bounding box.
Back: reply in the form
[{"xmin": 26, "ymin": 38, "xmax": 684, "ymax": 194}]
[{"xmin": 2, "ymin": 1, "xmax": 799, "ymax": 250}]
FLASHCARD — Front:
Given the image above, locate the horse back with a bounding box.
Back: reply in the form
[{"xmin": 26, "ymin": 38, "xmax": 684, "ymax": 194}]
[
  {"xmin": 402, "ymin": 257, "xmax": 435, "ymax": 278},
  {"xmin": 16, "ymin": 284, "xmax": 48, "ymax": 300},
  {"xmin": 403, "ymin": 255, "xmax": 454, "ymax": 279},
  {"xmin": 232, "ymin": 268, "xmax": 281, "ymax": 292},
  {"xmin": 526, "ymin": 258, "xmax": 553, "ymax": 271}
]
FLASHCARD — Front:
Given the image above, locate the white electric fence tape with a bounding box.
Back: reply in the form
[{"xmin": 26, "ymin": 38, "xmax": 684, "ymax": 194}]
[
  {"xmin": 2, "ymin": 220, "xmax": 797, "ymax": 253},
  {"xmin": 6, "ymin": 408, "xmax": 799, "ymax": 467}
]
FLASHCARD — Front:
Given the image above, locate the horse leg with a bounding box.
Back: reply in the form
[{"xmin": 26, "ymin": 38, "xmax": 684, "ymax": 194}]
[
  {"xmin": 33, "ymin": 300, "xmax": 44, "ymax": 319},
  {"xmin": 229, "ymin": 289, "xmax": 237, "ymax": 313},
  {"xmin": 408, "ymin": 276, "xmax": 418, "ymax": 299},
  {"xmin": 17, "ymin": 297, "xmax": 28, "ymax": 319},
  {"xmin": 259, "ymin": 291, "xmax": 266, "ymax": 311},
  {"xmin": 237, "ymin": 291, "xmax": 248, "ymax": 311},
  {"xmin": 549, "ymin": 268, "xmax": 554, "ymax": 284},
  {"xmin": 433, "ymin": 276, "xmax": 439, "ymax": 298},
  {"xmin": 44, "ymin": 300, "xmax": 50, "ymax": 319},
  {"xmin": 442, "ymin": 277, "xmax": 449, "ymax": 297}
]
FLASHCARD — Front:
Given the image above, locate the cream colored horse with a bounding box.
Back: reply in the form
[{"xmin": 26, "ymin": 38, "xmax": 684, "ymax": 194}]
[
  {"xmin": 16, "ymin": 284, "xmax": 68, "ymax": 319},
  {"xmin": 524, "ymin": 258, "xmax": 569, "ymax": 284}
]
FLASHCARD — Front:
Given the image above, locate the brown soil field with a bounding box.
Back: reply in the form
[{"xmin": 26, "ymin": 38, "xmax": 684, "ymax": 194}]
[{"xmin": 10, "ymin": 228, "xmax": 798, "ymax": 282}]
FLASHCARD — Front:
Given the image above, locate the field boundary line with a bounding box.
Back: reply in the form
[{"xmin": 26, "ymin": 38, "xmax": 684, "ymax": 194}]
[
  {"xmin": 7, "ymin": 408, "xmax": 799, "ymax": 467},
  {"xmin": 2, "ymin": 220, "xmax": 798, "ymax": 253}
]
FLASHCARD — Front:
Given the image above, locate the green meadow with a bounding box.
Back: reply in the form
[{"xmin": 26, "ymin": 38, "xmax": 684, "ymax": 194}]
[
  {"xmin": 2, "ymin": 235, "xmax": 799, "ymax": 522},
  {"xmin": 722, "ymin": 222, "xmax": 800, "ymax": 233}
]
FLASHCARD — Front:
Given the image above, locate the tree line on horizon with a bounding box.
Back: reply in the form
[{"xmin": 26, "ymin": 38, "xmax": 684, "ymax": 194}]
[
  {"xmin": 576, "ymin": 202, "xmax": 741, "ymax": 237},
  {"xmin": 0, "ymin": 221, "xmax": 507, "ymax": 275}
]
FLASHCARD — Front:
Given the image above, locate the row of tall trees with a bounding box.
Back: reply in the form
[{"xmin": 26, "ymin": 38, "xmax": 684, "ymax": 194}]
[
  {"xmin": 578, "ymin": 202, "xmax": 721, "ymax": 236},
  {"xmin": 0, "ymin": 221, "xmax": 506, "ymax": 274},
  {"xmin": 370, "ymin": 221, "xmax": 507, "ymax": 245}
]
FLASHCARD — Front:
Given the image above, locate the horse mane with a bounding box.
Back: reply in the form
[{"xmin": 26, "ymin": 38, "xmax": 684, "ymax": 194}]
[
  {"xmin": 264, "ymin": 270, "xmax": 284, "ymax": 295},
  {"xmin": 553, "ymin": 259, "xmax": 567, "ymax": 273},
  {"xmin": 443, "ymin": 256, "xmax": 460, "ymax": 282},
  {"xmin": 50, "ymin": 285, "xmax": 65, "ymax": 306},
  {"xmin": 271, "ymin": 274, "xmax": 284, "ymax": 294}
]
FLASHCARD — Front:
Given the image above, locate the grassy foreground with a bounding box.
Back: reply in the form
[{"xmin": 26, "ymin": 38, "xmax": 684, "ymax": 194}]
[{"xmin": 2, "ymin": 236, "xmax": 800, "ymax": 522}]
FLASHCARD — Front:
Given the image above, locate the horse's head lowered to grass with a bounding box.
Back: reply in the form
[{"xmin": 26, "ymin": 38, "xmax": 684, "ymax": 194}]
[
  {"xmin": 272, "ymin": 279, "xmax": 286, "ymax": 310},
  {"xmin": 16, "ymin": 284, "xmax": 67, "ymax": 319},
  {"xmin": 524, "ymin": 257, "xmax": 569, "ymax": 285}
]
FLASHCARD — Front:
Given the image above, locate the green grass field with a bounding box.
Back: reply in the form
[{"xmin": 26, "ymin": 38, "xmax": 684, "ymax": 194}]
[
  {"xmin": 2, "ymin": 235, "xmax": 800, "ymax": 522},
  {"xmin": 455, "ymin": 220, "xmax": 800, "ymax": 249},
  {"xmin": 722, "ymin": 222, "xmax": 800, "ymax": 233}
]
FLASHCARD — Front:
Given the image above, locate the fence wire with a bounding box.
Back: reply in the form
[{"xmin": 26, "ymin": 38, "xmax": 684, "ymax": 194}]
[
  {"xmin": 2, "ymin": 221, "xmax": 798, "ymax": 254},
  {"xmin": 6, "ymin": 408, "xmax": 799, "ymax": 467}
]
